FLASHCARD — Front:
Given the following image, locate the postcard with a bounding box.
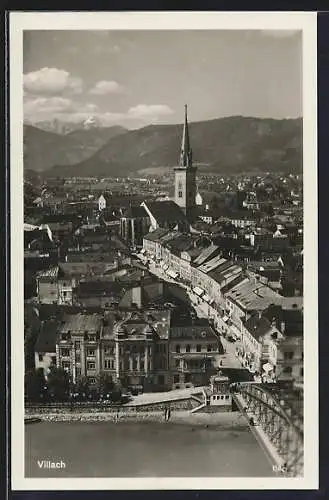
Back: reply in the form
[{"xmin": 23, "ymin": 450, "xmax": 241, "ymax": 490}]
[{"xmin": 10, "ymin": 10, "xmax": 318, "ymax": 491}]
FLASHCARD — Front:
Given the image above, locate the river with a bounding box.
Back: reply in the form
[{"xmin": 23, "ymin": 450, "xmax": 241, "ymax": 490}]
[{"xmin": 25, "ymin": 420, "xmax": 275, "ymax": 477}]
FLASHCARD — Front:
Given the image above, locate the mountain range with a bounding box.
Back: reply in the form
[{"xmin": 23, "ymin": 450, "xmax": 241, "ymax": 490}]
[
  {"xmin": 23, "ymin": 124, "xmax": 127, "ymax": 172},
  {"xmin": 24, "ymin": 116, "xmax": 302, "ymax": 177}
]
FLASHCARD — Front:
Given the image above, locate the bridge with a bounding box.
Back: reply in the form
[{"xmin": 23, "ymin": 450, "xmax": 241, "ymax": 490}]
[{"xmin": 232, "ymin": 382, "xmax": 304, "ymax": 477}]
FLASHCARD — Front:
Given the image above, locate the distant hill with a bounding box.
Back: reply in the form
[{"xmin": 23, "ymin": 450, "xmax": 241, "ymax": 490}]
[
  {"xmin": 23, "ymin": 124, "xmax": 127, "ymax": 172},
  {"xmin": 26, "ymin": 116, "xmax": 302, "ymax": 177}
]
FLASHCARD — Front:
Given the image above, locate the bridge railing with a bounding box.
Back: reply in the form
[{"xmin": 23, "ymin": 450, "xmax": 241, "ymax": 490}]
[{"xmin": 231, "ymin": 382, "xmax": 304, "ymax": 477}]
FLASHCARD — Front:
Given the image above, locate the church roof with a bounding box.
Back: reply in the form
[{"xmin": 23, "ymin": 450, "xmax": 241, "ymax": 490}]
[{"xmin": 144, "ymin": 201, "xmax": 188, "ymax": 225}]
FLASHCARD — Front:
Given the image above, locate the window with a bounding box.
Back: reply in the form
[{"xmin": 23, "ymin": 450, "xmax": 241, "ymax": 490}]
[
  {"xmin": 175, "ymin": 359, "xmax": 180, "ymax": 368},
  {"xmin": 76, "ymin": 368, "xmax": 81, "ymax": 377},
  {"xmin": 87, "ymin": 349, "xmax": 96, "ymax": 357},
  {"xmin": 178, "ymin": 191, "xmax": 183, "ymax": 198},
  {"xmin": 225, "ymin": 395, "xmax": 230, "ymax": 400},
  {"xmin": 173, "ymin": 374, "xmax": 179, "ymax": 384},
  {"xmin": 89, "ymin": 377, "xmax": 96, "ymax": 384},
  {"xmin": 87, "ymin": 361, "xmax": 96, "ymax": 370},
  {"xmin": 38, "ymin": 354, "xmax": 43, "ymax": 362},
  {"xmin": 88, "ymin": 335, "xmax": 96, "ymax": 342},
  {"xmin": 75, "ymin": 354, "xmax": 81, "ymax": 363},
  {"xmin": 62, "ymin": 361, "xmax": 70, "ymax": 370},
  {"xmin": 283, "ymin": 366, "xmax": 292, "ymax": 374},
  {"xmin": 61, "ymin": 349, "xmax": 70, "ymax": 357},
  {"xmin": 175, "ymin": 344, "xmax": 181, "ymax": 353},
  {"xmin": 104, "ymin": 359, "xmax": 114, "ymax": 370},
  {"xmin": 184, "ymin": 373, "xmax": 191, "ymax": 383},
  {"xmin": 196, "ymin": 344, "xmax": 201, "ymax": 353},
  {"xmin": 104, "ymin": 346, "xmax": 114, "ymax": 355},
  {"xmin": 207, "ymin": 344, "xmax": 212, "ymax": 352},
  {"xmin": 284, "ymin": 351, "xmax": 294, "ymax": 360},
  {"xmin": 186, "ymin": 344, "xmax": 190, "ymax": 353},
  {"xmin": 75, "ymin": 342, "xmax": 80, "ymax": 349}
]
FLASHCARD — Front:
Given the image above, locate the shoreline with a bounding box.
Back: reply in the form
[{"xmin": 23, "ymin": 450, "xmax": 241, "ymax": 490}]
[{"xmin": 25, "ymin": 410, "xmax": 249, "ymax": 428}]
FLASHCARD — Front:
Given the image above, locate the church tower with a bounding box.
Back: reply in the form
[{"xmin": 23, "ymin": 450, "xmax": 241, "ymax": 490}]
[{"xmin": 174, "ymin": 105, "xmax": 197, "ymax": 221}]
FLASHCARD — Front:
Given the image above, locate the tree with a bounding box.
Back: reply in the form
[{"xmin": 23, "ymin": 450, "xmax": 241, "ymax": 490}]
[
  {"xmin": 25, "ymin": 368, "xmax": 46, "ymax": 402},
  {"xmin": 97, "ymin": 373, "xmax": 114, "ymax": 398},
  {"xmin": 110, "ymin": 379, "xmax": 122, "ymax": 403},
  {"xmin": 71, "ymin": 376, "xmax": 90, "ymax": 401},
  {"xmin": 47, "ymin": 366, "xmax": 70, "ymax": 401}
]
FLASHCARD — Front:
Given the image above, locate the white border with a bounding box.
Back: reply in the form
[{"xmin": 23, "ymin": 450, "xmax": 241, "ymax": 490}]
[{"xmin": 10, "ymin": 11, "xmax": 318, "ymax": 491}]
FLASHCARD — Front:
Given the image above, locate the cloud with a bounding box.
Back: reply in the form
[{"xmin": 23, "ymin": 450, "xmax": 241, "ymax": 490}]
[
  {"xmin": 23, "ymin": 67, "xmax": 83, "ymax": 95},
  {"xmin": 24, "ymin": 95, "xmax": 99, "ymax": 122},
  {"xmin": 24, "ymin": 96, "xmax": 73, "ymax": 116},
  {"xmin": 127, "ymin": 104, "xmax": 174, "ymax": 120},
  {"xmin": 89, "ymin": 80, "xmax": 125, "ymax": 95},
  {"xmin": 24, "ymin": 96, "xmax": 174, "ymax": 128},
  {"xmin": 260, "ymin": 30, "xmax": 301, "ymax": 39},
  {"xmin": 93, "ymin": 44, "xmax": 121, "ymax": 54}
]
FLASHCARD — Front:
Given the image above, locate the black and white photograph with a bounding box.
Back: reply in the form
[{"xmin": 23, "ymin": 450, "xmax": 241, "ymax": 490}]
[{"xmin": 10, "ymin": 11, "xmax": 318, "ymax": 490}]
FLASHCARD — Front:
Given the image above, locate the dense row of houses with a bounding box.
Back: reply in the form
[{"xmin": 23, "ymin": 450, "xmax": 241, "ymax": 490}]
[{"xmin": 142, "ymin": 229, "xmax": 303, "ymax": 384}]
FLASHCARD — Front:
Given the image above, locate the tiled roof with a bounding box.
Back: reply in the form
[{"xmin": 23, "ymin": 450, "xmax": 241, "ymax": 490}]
[
  {"xmin": 144, "ymin": 201, "xmax": 187, "ymax": 223},
  {"xmin": 226, "ymin": 279, "xmax": 283, "ymax": 312},
  {"xmin": 197, "ymin": 256, "xmax": 227, "ymax": 274},
  {"xmin": 193, "ymin": 245, "xmax": 220, "ymax": 267},
  {"xmin": 143, "ymin": 228, "xmax": 170, "ymax": 242},
  {"xmin": 166, "ymin": 234, "xmax": 195, "ymax": 254},
  {"xmin": 221, "ymin": 275, "xmax": 249, "ymax": 296},
  {"xmin": 59, "ymin": 313, "xmax": 103, "ymax": 333},
  {"xmin": 170, "ymin": 325, "xmax": 217, "ymax": 340},
  {"xmin": 37, "ymin": 267, "xmax": 59, "ymax": 279},
  {"xmin": 243, "ymin": 315, "xmax": 273, "ymax": 340},
  {"xmin": 34, "ymin": 319, "xmax": 58, "ymax": 353},
  {"xmin": 123, "ymin": 205, "xmax": 150, "ymax": 219},
  {"xmin": 209, "ymin": 263, "xmax": 242, "ymax": 287}
]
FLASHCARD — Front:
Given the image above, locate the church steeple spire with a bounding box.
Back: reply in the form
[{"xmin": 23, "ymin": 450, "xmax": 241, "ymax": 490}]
[{"xmin": 179, "ymin": 104, "xmax": 192, "ymax": 168}]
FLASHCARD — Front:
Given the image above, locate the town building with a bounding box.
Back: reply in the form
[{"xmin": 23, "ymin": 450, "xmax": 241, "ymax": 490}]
[
  {"xmin": 120, "ymin": 205, "xmax": 150, "ymax": 248},
  {"xmin": 36, "ymin": 267, "xmax": 75, "ymax": 305}
]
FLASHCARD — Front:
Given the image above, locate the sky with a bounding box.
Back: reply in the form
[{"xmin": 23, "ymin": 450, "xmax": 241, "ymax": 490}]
[{"xmin": 23, "ymin": 30, "xmax": 302, "ymax": 129}]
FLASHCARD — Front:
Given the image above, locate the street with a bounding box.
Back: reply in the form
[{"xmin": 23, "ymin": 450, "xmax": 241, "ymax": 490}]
[{"xmin": 145, "ymin": 258, "xmax": 245, "ymax": 371}]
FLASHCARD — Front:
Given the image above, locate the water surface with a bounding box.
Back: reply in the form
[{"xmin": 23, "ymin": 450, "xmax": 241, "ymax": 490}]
[{"xmin": 25, "ymin": 421, "xmax": 275, "ymax": 477}]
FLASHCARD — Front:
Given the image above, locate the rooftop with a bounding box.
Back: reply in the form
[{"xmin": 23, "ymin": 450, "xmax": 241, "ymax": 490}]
[
  {"xmin": 37, "ymin": 267, "xmax": 59, "ymax": 279},
  {"xmin": 193, "ymin": 244, "xmax": 220, "ymax": 267},
  {"xmin": 59, "ymin": 313, "xmax": 103, "ymax": 334},
  {"xmin": 197, "ymin": 256, "xmax": 227, "ymax": 275},
  {"xmin": 143, "ymin": 200, "xmax": 188, "ymax": 224},
  {"xmin": 243, "ymin": 315, "xmax": 275, "ymax": 340},
  {"xmin": 143, "ymin": 228, "xmax": 170, "ymax": 243},
  {"xmin": 226, "ymin": 278, "xmax": 283, "ymax": 312},
  {"xmin": 170, "ymin": 324, "xmax": 218, "ymax": 341},
  {"xmin": 34, "ymin": 319, "xmax": 58, "ymax": 353}
]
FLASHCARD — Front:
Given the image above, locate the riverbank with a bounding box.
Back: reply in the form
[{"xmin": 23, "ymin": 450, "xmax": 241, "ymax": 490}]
[{"xmin": 25, "ymin": 409, "xmax": 248, "ymax": 428}]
